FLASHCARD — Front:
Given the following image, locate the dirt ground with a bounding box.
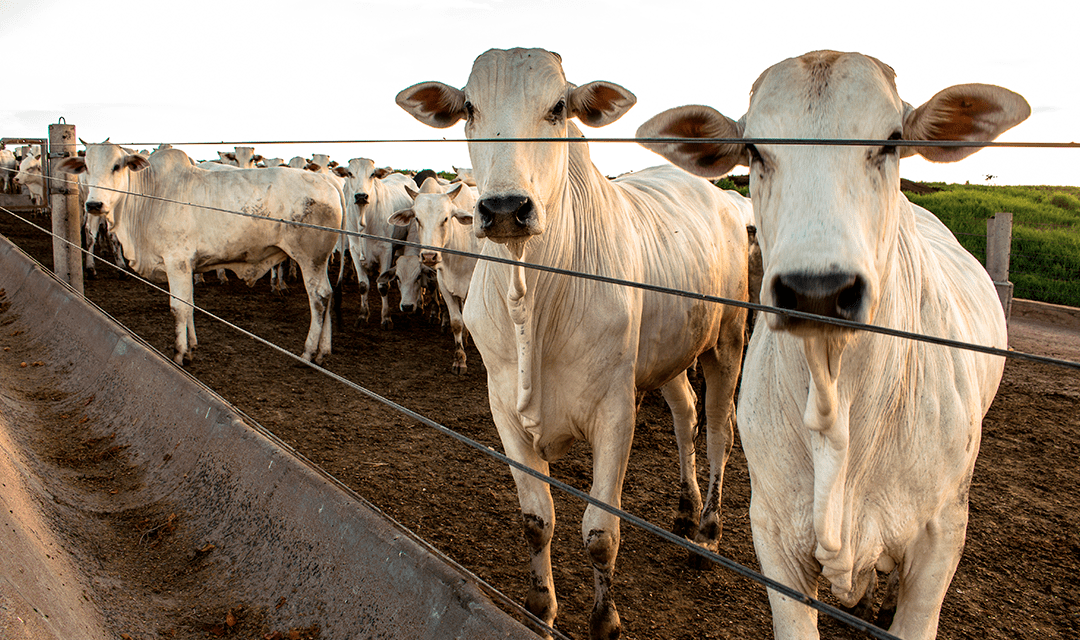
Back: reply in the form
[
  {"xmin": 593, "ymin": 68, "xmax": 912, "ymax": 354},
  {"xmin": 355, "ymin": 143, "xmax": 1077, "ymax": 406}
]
[{"xmin": 1, "ymin": 212, "xmax": 1078, "ymax": 640}]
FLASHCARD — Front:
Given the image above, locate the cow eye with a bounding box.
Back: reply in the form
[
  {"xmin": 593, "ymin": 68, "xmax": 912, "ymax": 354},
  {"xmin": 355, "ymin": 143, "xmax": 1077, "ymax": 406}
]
[
  {"xmin": 112, "ymin": 163, "xmax": 121, "ymax": 172},
  {"xmin": 882, "ymin": 130, "xmax": 903, "ymax": 155},
  {"xmin": 746, "ymin": 144, "xmax": 767, "ymax": 169},
  {"xmin": 464, "ymin": 100, "xmax": 475, "ymax": 120},
  {"xmin": 550, "ymin": 99, "xmax": 565, "ymax": 121}
]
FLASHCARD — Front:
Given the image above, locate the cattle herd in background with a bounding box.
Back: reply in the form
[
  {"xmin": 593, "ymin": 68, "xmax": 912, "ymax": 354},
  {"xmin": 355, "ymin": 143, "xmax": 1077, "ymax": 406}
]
[{"xmin": 1, "ymin": 46, "xmax": 1032, "ymax": 640}]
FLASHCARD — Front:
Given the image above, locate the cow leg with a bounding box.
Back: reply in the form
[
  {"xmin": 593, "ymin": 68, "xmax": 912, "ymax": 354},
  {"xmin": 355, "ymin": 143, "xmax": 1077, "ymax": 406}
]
[
  {"xmin": 349, "ymin": 248, "xmax": 370, "ymax": 324},
  {"xmin": 583, "ymin": 400, "xmax": 635, "ymax": 640},
  {"xmin": 439, "ymin": 279, "xmax": 467, "ymax": 375},
  {"xmin": 297, "ymin": 260, "xmax": 334, "ymax": 364},
  {"xmin": 690, "ymin": 323, "xmax": 744, "ymax": 565},
  {"xmin": 83, "ymin": 222, "xmax": 98, "ymax": 279},
  {"xmin": 887, "ymin": 503, "xmax": 969, "ymax": 640},
  {"xmin": 498, "ymin": 418, "xmax": 558, "ymax": 637},
  {"xmin": 164, "ymin": 265, "xmax": 196, "ymax": 365},
  {"xmin": 659, "ymin": 371, "xmax": 701, "ymax": 539},
  {"xmin": 752, "ymin": 517, "xmax": 821, "ymax": 640},
  {"xmin": 377, "ymin": 270, "xmax": 394, "ymax": 330}
]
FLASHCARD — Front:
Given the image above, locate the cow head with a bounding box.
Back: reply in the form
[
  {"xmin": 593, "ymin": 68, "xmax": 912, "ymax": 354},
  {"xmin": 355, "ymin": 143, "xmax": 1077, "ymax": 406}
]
[
  {"xmin": 396, "ymin": 47, "xmax": 635, "ymax": 253},
  {"xmin": 393, "ymin": 253, "xmax": 426, "ymax": 314},
  {"xmin": 232, "ymin": 146, "xmax": 257, "ymax": 169},
  {"xmin": 637, "ymin": 50, "xmax": 1029, "ymax": 335},
  {"xmin": 337, "ymin": 158, "xmax": 380, "ymax": 210},
  {"xmin": 56, "ymin": 142, "xmax": 150, "ymax": 217},
  {"xmin": 388, "ymin": 178, "xmax": 473, "ymax": 268}
]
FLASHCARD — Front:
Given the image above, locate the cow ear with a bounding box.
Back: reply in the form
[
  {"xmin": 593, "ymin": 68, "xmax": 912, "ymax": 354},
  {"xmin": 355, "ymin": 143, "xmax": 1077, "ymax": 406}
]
[
  {"xmin": 332, "ymin": 166, "xmax": 350, "ymax": 177},
  {"xmin": 396, "ymin": 81, "xmax": 467, "ymax": 129},
  {"xmin": 404, "ymin": 183, "xmax": 419, "ymax": 199},
  {"xmin": 124, "ymin": 154, "xmax": 151, "ymax": 172},
  {"xmin": 451, "ymin": 208, "xmax": 474, "ymax": 226},
  {"xmin": 903, "ymin": 83, "xmax": 1030, "ymax": 163},
  {"xmin": 56, "ymin": 156, "xmax": 87, "ymax": 174},
  {"xmin": 373, "ymin": 167, "xmax": 394, "ymax": 179},
  {"xmin": 388, "ymin": 209, "xmax": 415, "ymax": 227},
  {"xmin": 445, "ymin": 182, "xmax": 464, "ymax": 200},
  {"xmin": 636, "ymin": 105, "xmax": 747, "ymax": 179},
  {"xmin": 570, "ymin": 81, "xmax": 636, "ymax": 127}
]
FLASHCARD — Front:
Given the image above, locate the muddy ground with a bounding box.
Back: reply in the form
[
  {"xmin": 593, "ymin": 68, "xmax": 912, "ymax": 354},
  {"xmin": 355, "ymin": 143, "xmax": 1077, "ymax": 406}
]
[{"xmin": 1, "ymin": 212, "xmax": 1078, "ymax": 639}]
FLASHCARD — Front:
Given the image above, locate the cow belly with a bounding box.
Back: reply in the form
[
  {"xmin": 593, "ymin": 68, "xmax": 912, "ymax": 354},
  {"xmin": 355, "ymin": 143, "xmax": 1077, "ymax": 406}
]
[{"xmin": 201, "ymin": 248, "xmax": 288, "ymax": 285}]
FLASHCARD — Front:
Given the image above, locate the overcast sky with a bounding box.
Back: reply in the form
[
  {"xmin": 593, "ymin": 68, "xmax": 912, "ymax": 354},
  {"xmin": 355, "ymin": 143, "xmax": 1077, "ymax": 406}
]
[{"xmin": 2, "ymin": 0, "xmax": 1075, "ymax": 187}]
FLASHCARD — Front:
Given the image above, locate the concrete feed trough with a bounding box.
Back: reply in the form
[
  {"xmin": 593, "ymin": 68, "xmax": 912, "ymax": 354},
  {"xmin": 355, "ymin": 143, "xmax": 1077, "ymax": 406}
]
[{"xmin": 0, "ymin": 235, "xmax": 538, "ymax": 639}]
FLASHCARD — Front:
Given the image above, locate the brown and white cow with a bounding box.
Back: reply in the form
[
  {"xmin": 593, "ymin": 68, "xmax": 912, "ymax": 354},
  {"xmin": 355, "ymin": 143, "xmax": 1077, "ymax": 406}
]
[
  {"xmin": 397, "ymin": 48, "xmax": 751, "ymax": 639},
  {"xmin": 638, "ymin": 50, "xmax": 1029, "ymax": 640}
]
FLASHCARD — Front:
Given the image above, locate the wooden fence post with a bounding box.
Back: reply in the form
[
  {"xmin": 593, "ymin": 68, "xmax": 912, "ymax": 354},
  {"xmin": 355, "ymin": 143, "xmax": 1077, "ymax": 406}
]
[
  {"xmin": 986, "ymin": 212, "xmax": 1013, "ymax": 322},
  {"xmin": 48, "ymin": 121, "xmax": 83, "ymax": 295}
]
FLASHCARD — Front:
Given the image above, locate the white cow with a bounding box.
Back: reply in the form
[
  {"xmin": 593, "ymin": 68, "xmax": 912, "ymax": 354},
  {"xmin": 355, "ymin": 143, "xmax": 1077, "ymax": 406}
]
[
  {"xmin": 13, "ymin": 152, "xmax": 44, "ymax": 205},
  {"xmin": 388, "ymin": 177, "xmax": 481, "ymax": 374},
  {"xmin": 397, "ymin": 47, "xmax": 750, "ymax": 640},
  {"xmin": 220, "ymin": 146, "xmax": 261, "ymax": 169},
  {"xmin": 450, "ymin": 165, "xmax": 476, "ymax": 187},
  {"xmin": 334, "ymin": 158, "xmax": 413, "ymax": 329},
  {"xmin": 0, "ymin": 148, "xmax": 17, "ymax": 194},
  {"xmin": 58, "ymin": 143, "xmax": 342, "ymax": 365},
  {"xmin": 637, "ymin": 50, "xmax": 1029, "ymax": 640}
]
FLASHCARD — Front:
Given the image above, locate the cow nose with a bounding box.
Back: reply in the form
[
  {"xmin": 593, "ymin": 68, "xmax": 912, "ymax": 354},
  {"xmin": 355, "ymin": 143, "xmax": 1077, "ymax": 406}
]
[
  {"xmin": 772, "ymin": 272, "xmax": 866, "ymax": 321},
  {"xmin": 354, "ymin": 193, "xmax": 369, "ymax": 205},
  {"xmin": 400, "ymin": 303, "xmax": 415, "ymax": 314},
  {"xmin": 477, "ymin": 195, "xmax": 533, "ymax": 231},
  {"xmin": 420, "ymin": 251, "xmax": 439, "ymax": 266},
  {"xmin": 86, "ymin": 201, "xmax": 104, "ymax": 214}
]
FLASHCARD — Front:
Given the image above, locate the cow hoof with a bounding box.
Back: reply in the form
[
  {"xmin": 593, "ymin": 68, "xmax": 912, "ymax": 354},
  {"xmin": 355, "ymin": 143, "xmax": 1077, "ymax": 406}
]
[
  {"xmin": 589, "ymin": 601, "xmax": 620, "ymax": 640},
  {"xmin": 672, "ymin": 513, "xmax": 698, "ymax": 540}
]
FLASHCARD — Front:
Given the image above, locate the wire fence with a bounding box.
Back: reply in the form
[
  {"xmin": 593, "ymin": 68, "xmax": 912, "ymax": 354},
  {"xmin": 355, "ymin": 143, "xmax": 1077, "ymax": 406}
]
[
  {"xmin": 1, "ymin": 133, "xmax": 1078, "ymax": 639},
  {"xmin": 0, "ymin": 204, "xmax": 906, "ymax": 640}
]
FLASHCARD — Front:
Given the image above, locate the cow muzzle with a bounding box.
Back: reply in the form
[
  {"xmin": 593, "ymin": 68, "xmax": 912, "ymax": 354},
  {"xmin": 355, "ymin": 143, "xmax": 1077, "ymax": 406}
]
[
  {"xmin": 769, "ymin": 271, "xmax": 868, "ymax": 332},
  {"xmin": 476, "ymin": 194, "xmax": 539, "ymax": 240},
  {"xmin": 419, "ymin": 251, "xmax": 440, "ymax": 268},
  {"xmin": 85, "ymin": 201, "xmax": 107, "ymax": 215},
  {"xmin": 354, "ymin": 193, "xmax": 369, "ymax": 206}
]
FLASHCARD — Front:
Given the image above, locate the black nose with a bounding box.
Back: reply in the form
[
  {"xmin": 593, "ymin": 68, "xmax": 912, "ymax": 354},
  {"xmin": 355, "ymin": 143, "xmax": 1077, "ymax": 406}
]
[
  {"xmin": 86, "ymin": 201, "xmax": 104, "ymax": 214},
  {"xmin": 772, "ymin": 272, "xmax": 866, "ymax": 321},
  {"xmin": 477, "ymin": 195, "xmax": 532, "ymax": 231},
  {"xmin": 400, "ymin": 303, "xmax": 415, "ymax": 314},
  {"xmin": 354, "ymin": 193, "xmax": 369, "ymax": 205}
]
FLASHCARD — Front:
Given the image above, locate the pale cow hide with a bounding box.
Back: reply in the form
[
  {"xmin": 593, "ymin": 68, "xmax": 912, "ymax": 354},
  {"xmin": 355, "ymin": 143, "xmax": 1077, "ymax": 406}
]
[
  {"xmin": 58, "ymin": 143, "xmax": 342, "ymax": 365},
  {"xmin": 637, "ymin": 49, "xmax": 1029, "ymax": 640},
  {"xmin": 397, "ymin": 47, "xmax": 751, "ymax": 640}
]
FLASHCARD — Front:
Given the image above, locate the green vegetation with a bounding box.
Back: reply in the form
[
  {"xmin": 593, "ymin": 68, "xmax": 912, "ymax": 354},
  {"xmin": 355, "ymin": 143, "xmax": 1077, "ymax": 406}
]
[{"xmin": 904, "ymin": 183, "xmax": 1080, "ymax": 308}]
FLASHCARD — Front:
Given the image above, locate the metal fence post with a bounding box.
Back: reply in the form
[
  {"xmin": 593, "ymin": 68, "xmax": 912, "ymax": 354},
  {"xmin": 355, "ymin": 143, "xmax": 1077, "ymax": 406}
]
[
  {"xmin": 986, "ymin": 212, "xmax": 1014, "ymax": 322},
  {"xmin": 48, "ymin": 121, "xmax": 83, "ymax": 295}
]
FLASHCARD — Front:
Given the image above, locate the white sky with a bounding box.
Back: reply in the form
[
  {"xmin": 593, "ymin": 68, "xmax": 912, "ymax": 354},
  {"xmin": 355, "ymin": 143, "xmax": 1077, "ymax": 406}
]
[{"xmin": 2, "ymin": 0, "xmax": 1076, "ymax": 187}]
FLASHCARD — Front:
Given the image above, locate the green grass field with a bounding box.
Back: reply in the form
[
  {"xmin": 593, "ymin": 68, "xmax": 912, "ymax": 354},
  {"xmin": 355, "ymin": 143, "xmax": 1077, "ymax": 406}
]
[{"xmin": 905, "ymin": 184, "xmax": 1080, "ymax": 307}]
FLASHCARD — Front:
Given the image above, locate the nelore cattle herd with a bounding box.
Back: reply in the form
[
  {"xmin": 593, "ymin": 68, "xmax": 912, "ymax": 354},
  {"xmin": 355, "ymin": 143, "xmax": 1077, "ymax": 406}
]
[{"xmin": 5, "ymin": 48, "xmax": 1030, "ymax": 640}]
